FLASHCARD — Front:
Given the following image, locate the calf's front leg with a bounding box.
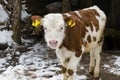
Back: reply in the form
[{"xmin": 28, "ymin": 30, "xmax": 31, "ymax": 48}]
[
  {"xmin": 67, "ymin": 54, "xmax": 82, "ymax": 80},
  {"xmin": 61, "ymin": 56, "xmax": 78, "ymax": 80},
  {"xmin": 61, "ymin": 65, "xmax": 67, "ymax": 80}
]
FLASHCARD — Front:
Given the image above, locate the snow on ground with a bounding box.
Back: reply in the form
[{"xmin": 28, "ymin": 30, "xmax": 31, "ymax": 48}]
[
  {"xmin": 0, "ymin": 30, "xmax": 14, "ymax": 46},
  {"xmin": 0, "ymin": 41, "xmax": 120, "ymax": 80},
  {"xmin": 103, "ymin": 56, "xmax": 120, "ymax": 75},
  {"xmin": 0, "ymin": 25, "xmax": 6, "ymax": 29},
  {"xmin": 0, "ymin": 43, "xmax": 87, "ymax": 80},
  {"xmin": 21, "ymin": 3, "xmax": 30, "ymax": 20},
  {"xmin": 0, "ymin": 42, "xmax": 120, "ymax": 80},
  {"xmin": 0, "ymin": 4, "xmax": 8, "ymax": 22},
  {"xmin": 110, "ymin": 56, "xmax": 120, "ymax": 75},
  {"xmin": 21, "ymin": 10, "xmax": 30, "ymax": 20}
]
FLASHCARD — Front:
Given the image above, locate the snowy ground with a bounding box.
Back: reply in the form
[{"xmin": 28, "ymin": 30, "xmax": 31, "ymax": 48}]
[
  {"xmin": 0, "ymin": 5, "xmax": 8, "ymax": 22},
  {"xmin": 0, "ymin": 42, "xmax": 88, "ymax": 80},
  {"xmin": 0, "ymin": 30, "xmax": 13, "ymax": 46},
  {"xmin": 0, "ymin": 4, "xmax": 120, "ymax": 80},
  {"xmin": 0, "ymin": 41, "xmax": 120, "ymax": 80}
]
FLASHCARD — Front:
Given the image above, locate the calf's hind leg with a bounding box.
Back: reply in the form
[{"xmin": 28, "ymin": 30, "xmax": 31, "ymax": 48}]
[
  {"xmin": 89, "ymin": 50, "xmax": 95, "ymax": 75},
  {"xmin": 89, "ymin": 45, "xmax": 102, "ymax": 79},
  {"xmin": 94, "ymin": 45, "xmax": 102, "ymax": 79}
]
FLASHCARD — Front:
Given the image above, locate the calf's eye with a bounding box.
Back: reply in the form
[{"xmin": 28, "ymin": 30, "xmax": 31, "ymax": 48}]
[
  {"xmin": 61, "ymin": 27, "xmax": 63, "ymax": 30},
  {"xmin": 59, "ymin": 27, "xmax": 64, "ymax": 31},
  {"xmin": 44, "ymin": 27, "xmax": 47, "ymax": 30},
  {"xmin": 58, "ymin": 27, "xmax": 64, "ymax": 31}
]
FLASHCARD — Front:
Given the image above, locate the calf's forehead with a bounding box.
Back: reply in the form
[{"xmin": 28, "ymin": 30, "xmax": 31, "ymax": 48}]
[{"xmin": 42, "ymin": 13, "xmax": 65, "ymax": 29}]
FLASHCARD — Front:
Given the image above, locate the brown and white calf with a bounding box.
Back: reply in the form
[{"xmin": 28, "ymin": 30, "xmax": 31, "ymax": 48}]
[{"xmin": 32, "ymin": 6, "xmax": 106, "ymax": 80}]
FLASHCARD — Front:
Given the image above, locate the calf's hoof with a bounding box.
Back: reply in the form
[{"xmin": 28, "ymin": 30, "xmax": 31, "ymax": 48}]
[
  {"xmin": 89, "ymin": 71, "xmax": 94, "ymax": 76},
  {"xmin": 93, "ymin": 77, "xmax": 100, "ymax": 80}
]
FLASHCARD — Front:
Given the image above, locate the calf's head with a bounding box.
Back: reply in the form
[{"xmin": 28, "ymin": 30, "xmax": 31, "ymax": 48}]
[
  {"xmin": 42, "ymin": 14, "xmax": 66, "ymax": 49},
  {"xmin": 32, "ymin": 14, "xmax": 66, "ymax": 49},
  {"xmin": 32, "ymin": 14, "xmax": 76, "ymax": 49}
]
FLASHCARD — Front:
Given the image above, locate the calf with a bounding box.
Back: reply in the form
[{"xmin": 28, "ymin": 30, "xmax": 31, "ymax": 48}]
[{"xmin": 32, "ymin": 6, "xmax": 106, "ymax": 80}]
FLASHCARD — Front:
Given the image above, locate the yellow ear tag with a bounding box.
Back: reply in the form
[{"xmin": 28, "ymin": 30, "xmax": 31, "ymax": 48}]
[
  {"xmin": 32, "ymin": 19, "xmax": 41, "ymax": 27},
  {"xmin": 71, "ymin": 22, "xmax": 75, "ymax": 27},
  {"xmin": 67, "ymin": 20, "xmax": 75, "ymax": 27},
  {"xmin": 68, "ymin": 20, "xmax": 72, "ymax": 26}
]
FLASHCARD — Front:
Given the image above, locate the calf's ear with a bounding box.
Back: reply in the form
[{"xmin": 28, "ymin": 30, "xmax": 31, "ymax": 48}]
[
  {"xmin": 31, "ymin": 16, "xmax": 42, "ymax": 28},
  {"xmin": 63, "ymin": 15, "xmax": 77, "ymax": 27}
]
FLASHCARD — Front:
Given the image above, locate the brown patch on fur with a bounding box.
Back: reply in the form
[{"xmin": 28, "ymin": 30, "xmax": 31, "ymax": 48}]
[
  {"xmin": 74, "ymin": 39, "xmax": 83, "ymax": 57},
  {"xmin": 65, "ymin": 58, "xmax": 70, "ymax": 62},
  {"xmin": 87, "ymin": 35, "xmax": 92, "ymax": 43},
  {"xmin": 61, "ymin": 66, "xmax": 66, "ymax": 73},
  {"xmin": 84, "ymin": 41, "xmax": 88, "ymax": 47},
  {"xmin": 60, "ymin": 9, "xmax": 100, "ymax": 56},
  {"xmin": 75, "ymin": 50, "xmax": 82, "ymax": 57},
  {"xmin": 98, "ymin": 36, "xmax": 104, "ymax": 45},
  {"xmin": 59, "ymin": 18, "xmax": 83, "ymax": 51},
  {"xmin": 93, "ymin": 37, "xmax": 96, "ymax": 41},
  {"xmin": 68, "ymin": 69, "xmax": 74, "ymax": 75},
  {"xmin": 78, "ymin": 9, "xmax": 99, "ymax": 32},
  {"xmin": 60, "ymin": 15, "xmax": 87, "ymax": 50}
]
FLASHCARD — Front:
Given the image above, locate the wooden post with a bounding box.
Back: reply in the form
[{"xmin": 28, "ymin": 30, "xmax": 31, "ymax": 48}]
[{"xmin": 11, "ymin": 0, "xmax": 22, "ymax": 44}]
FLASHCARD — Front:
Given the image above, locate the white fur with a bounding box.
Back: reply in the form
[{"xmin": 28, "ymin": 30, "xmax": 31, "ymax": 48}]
[
  {"xmin": 74, "ymin": 11, "xmax": 82, "ymax": 18},
  {"xmin": 42, "ymin": 14, "xmax": 66, "ymax": 49},
  {"xmin": 56, "ymin": 47, "xmax": 83, "ymax": 80},
  {"xmin": 64, "ymin": 13, "xmax": 72, "ymax": 17}
]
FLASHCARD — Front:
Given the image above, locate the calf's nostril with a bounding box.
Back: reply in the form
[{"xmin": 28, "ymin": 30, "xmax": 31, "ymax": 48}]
[
  {"xmin": 49, "ymin": 40, "xmax": 58, "ymax": 44},
  {"xmin": 54, "ymin": 41, "xmax": 58, "ymax": 44},
  {"xmin": 49, "ymin": 41, "xmax": 51, "ymax": 44}
]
